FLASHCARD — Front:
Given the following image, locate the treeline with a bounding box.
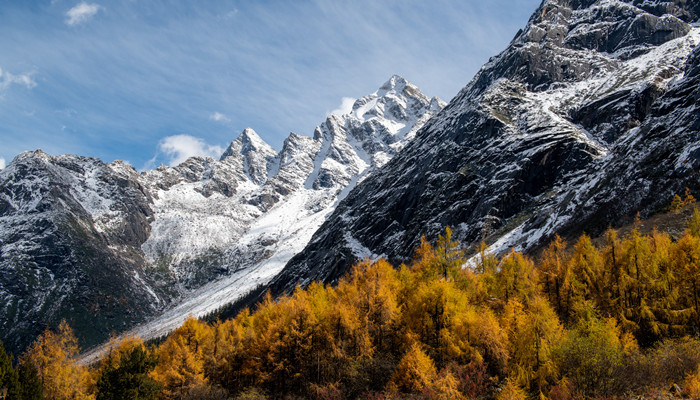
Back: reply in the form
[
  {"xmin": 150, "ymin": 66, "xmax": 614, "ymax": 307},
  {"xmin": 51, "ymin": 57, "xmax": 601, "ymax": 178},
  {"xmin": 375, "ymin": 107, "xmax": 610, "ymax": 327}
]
[{"xmin": 3, "ymin": 211, "xmax": 700, "ymax": 399}]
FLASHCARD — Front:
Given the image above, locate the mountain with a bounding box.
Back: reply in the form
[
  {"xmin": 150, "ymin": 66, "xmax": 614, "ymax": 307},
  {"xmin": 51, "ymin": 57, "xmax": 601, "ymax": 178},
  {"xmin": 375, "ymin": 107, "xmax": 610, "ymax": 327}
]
[
  {"xmin": 0, "ymin": 153, "xmax": 159, "ymax": 352},
  {"xmin": 264, "ymin": 0, "xmax": 700, "ymax": 295},
  {"xmin": 0, "ymin": 76, "xmax": 444, "ymax": 355}
]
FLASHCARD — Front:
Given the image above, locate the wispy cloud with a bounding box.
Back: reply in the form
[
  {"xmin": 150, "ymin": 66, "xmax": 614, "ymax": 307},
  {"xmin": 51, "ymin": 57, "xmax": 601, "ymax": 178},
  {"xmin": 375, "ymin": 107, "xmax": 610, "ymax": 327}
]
[
  {"xmin": 0, "ymin": 0, "xmax": 541, "ymax": 168},
  {"xmin": 0, "ymin": 67, "xmax": 37, "ymax": 93},
  {"xmin": 0, "ymin": 158, "xmax": 5, "ymax": 170},
  {"xmin": 158, "ymin": 134, "xmax": 224, "ymax": 166},
  {"xmin": 328, "ymin": 97, "xmax": 356, "ymax": 117},
  {"xmin": 66, "ymin": 2, "xmax": 101, "ymax": 26},
  {"xmin": 217, "ymin": 9, "xmax": 239, "ymax": 20},
  {"xmin": 210, "ymin": 112, "xmax": 231, "ymax": 123}
]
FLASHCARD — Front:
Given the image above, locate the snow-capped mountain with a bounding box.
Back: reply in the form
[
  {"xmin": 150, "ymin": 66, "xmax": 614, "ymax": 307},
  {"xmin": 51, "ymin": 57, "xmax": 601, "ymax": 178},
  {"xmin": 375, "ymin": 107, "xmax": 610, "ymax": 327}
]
[
  {"xmin": 263, "ymin": 0, "xmax": 700, "ymax": 295},
  {"xmin": 0, "ymin": 75, "xmax": 444, "ymax": 354},
  {"xmin": 0, "ymin": 152, "xmax": 160, "ymax": 353}
]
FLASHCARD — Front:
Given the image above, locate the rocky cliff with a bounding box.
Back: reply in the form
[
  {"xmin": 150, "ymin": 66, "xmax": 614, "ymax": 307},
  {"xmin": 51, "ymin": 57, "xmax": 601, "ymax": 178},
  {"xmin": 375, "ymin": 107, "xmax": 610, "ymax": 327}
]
[{"xmin": 269, "ymin": 0, "xmax": 700, "ymax": 294}]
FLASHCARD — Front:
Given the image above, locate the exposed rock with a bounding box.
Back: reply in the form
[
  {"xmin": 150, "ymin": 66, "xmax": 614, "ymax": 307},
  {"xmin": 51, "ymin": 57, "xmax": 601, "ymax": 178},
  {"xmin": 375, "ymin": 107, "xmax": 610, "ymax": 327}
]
[{"xmin": 267, "ymin": 0, "xmax": 700, "ymax": 296}]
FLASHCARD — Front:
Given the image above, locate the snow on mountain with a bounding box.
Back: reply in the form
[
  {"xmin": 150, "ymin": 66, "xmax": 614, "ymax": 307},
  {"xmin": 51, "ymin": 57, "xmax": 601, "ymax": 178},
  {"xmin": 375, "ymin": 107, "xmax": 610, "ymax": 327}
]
[
  {"xmin": 0, "ymin": 75, "xmax": 444, "ymax": 356},
  {"xmin": 0, "ymin": 151, "xmax": 159, "ymax": 354},
  {"xmin": 115, "ymin": 75, "xmax": 444, "ymax": 344},
  {"xmin": 263, "ymin": 0, "xmax": 700, "ymax": 297}
]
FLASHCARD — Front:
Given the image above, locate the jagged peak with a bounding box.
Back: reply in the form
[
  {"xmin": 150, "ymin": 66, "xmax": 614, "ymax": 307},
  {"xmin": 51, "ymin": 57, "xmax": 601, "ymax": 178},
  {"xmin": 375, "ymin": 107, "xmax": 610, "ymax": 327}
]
[
  {"xmin": 283, "ymin": 131, "xmax": 313, "ymax": 144},
  {"xmin": 376, "ymin": 75, "xmax": 428, "ymax": 101},
  {"xmin": 11, "ymin": 149, "xmax": 54, "ymax": 167},
  {"xmin": 220, "ymin": 128, "xmax": 276, "ymax": 160},
  {"xmin": 378, "ymin": 74, "xmax": 409, "ymax": 93}
]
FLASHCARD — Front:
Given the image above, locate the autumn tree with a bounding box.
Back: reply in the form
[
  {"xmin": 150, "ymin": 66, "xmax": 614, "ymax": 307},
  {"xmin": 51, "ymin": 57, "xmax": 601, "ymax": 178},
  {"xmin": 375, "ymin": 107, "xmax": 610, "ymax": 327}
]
[
  {"xmin": 390, "ymin": 342, "xmax": 437, "ymax": 394},
  {"xmin": 495, "ymin": 250, "xmax": 538, "ymax": 303},
  {"xmin": 435, "ymin": 227, "xmax": 464, "ymax": 280},
  {"xmin": 21, "ymin": 321, "xmax": 95, "ymax": 400},
  {"xmin": 500, "ymin": 297, "xmax": 563, "ymax": 393},
  {"xmin": 539, "ymin": 235, "xmax": 568, "ymax": 317},
  {"xmin": 150, "ymin": 318, "xmax": 210, "ymax": 399},
  {"xmin": 671, "ymin": 231, "xmax": 700, "ymax": 333}
]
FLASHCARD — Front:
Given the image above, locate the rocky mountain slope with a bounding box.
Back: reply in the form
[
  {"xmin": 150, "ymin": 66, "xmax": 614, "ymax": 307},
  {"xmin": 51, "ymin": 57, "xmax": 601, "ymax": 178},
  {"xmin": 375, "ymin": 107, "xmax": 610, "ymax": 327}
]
[
  {"xmin": 267, "ymin": 0, "xmax": 700, "ymax": 294},
  {"xmin": 0, "ymin": 76, "xmax": 444, "ymax": 354}
]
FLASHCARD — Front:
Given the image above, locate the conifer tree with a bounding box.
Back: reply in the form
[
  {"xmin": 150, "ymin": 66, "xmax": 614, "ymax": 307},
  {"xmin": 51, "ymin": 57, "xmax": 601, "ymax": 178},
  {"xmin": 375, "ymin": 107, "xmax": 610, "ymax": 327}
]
[
  {"xmin": 22, "ymin": 321, "xmax": 94, "ymax": 400},
  {"xmin": 0, "ymin": 340, "xmax": 19, "ymax": 400},
  {"xmin": 435, "ymin": 227, "xmax": 464, "ymax": 280},
  {"xmin": 391, "ymin": 342, "xmax": 437, "ymax": 393},
  {"xmin": 96, "ymin": 338, "xmax": 161, "ymax": 400},
  {"xmin": 538, "ymin": 235, "xmax": 568, "ymax": 316},
  {"xmin": 16, "ymin": 362, "xmax": 44, "ymax": 400},
  {"xmin": 150, "ymin": 318, "xmax": 209, "ymax": 399}
]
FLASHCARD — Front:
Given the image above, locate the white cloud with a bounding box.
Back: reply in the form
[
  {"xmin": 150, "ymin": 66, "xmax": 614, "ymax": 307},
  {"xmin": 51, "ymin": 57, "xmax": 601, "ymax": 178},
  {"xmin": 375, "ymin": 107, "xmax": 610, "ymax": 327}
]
[
  {"xmin": 158, "ymin": 134, "xmax": 224, "ymax": 166},
  {"xmin": 0, "ymin": 158, "xmax": 5, "ymax": 170},
  {"xmin": 209, "ymin": 112, "xmax": 230, "ymax": 123},
  {"xmin": 0, "ymin": 67, "xmax": 37, "ymax": 93},
  {"xmin": 66, "ymin": 2, "xmax": 101, "ymax": 26},
  {"xmin": 328, "ymin": 97, "xmax": 356, "ymax": 117},
  {"xmin": 218, "ymin": 9, "xmax": 239, "ymax": 20}
]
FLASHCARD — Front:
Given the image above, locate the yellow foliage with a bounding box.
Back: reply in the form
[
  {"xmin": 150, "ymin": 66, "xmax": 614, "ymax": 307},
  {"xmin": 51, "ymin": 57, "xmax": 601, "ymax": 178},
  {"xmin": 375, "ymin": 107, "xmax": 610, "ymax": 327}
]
[
  {"xmin": 391, "ymin": 342, "xmax": 437, "ymax": 393},
  {"xmin": 422, "ymin": 371, "xmax": 466, "ymax": 400},
  {"xmin": 150, "ymin": 318, "xmax": 209, "ymax": 399},
  {"xmin": 496, "ymin": 250, "xmax": 539, "ymax": 303},
  {"xmin": 683, "ymin": 366, "xmax": 700, "ymax": 399},
  {"xmin": 497, "ymin": 377, "xmax": 527, "ymax": 400},
  {"xmin": 671, "ymin": 194, "xmax": 684, "ymax": 213},
  {"xmin": 501, "ymin": 297, "xmax": 563, "ymax": 392},
  {"xmin": 683, "ymin": 187, "xmax": 697, "ymax": 206},
  {"xmin": 88, "ymin": 220, "xmax": 700, "ymax": 399},
  {"xmin": 101, "ymin": 335, "xmax": 144, "ymax": 370},
  {"xmin": 22, "ymin": 320, "xmax": 95, "ymax": 400}
]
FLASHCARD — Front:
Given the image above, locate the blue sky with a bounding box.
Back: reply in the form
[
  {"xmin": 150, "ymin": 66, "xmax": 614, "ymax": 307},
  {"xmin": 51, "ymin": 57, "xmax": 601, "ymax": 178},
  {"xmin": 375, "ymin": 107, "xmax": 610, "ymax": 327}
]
[{"xmin": 0, "ymin": 0, "xmax": 541, "ymax": 170}]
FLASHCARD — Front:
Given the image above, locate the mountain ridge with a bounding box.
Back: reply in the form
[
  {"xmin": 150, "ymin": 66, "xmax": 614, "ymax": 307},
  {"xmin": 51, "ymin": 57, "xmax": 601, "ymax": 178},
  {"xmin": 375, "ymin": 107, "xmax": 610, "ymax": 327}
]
[
  {"xmin": 0, "ymin": 75, "xmax": 444, "ymax": 355},
  {"xmin": 263, "ymin": 0, "xmax": 700, "ymax": 298}
]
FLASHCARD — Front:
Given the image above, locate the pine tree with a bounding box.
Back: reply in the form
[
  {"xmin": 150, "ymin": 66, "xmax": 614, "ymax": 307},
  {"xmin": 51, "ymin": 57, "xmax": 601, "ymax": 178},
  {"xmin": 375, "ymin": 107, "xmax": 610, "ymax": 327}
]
[
  {"xmin": 0, "ymin": 340, "xmax": 19, "ymax": 400},
  {"xmin": 22, "ymin": 321, "xmax": 94, "ymax": 400},
  {"xmin": 96, "ymin": 340, "xmax": 161, "ymax": 400},
  {"xmin": 16, "ymin": 362, "xmax": 44, "ymax": 400},
  {"xmin": 391, "ymin": 342, "xmax": 437, "ymax": 393}
]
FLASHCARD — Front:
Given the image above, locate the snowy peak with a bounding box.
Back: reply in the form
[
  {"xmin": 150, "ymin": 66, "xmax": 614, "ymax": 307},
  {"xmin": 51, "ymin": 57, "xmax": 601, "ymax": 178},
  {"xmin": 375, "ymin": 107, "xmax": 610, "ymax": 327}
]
[
  {"xmin": 377, "ymin": 74, "xmax": 409, "ymax": 95},
  {"xmin": 348, "ymin": 75, "xmax": 431, "ymax": 123},
  {"xmin": 304, "ymin": 76, "xmax": 444, "ymax": 190},
  {"xmin": 220, "ymin": 128, "xmax": 278, "ymax": 185},
  {"xmin": 221, "ymin": 128, "xmax": 276, "ymax": 160}
]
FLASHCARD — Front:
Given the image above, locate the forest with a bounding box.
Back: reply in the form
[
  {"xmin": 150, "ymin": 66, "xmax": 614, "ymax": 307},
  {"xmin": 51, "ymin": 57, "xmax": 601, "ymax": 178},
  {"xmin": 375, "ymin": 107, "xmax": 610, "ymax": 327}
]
[{"xmin": 2, "ymin": 202, "xmax": 700, "ymax": 399}]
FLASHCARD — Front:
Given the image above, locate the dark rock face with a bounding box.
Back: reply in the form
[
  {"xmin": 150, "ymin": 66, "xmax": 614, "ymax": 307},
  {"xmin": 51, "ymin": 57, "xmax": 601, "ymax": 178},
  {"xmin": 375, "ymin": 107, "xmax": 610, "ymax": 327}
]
[
  {"xmin": 0, "ymin": 153, "xmax": 161, "ymax": 355},
  {"xmin": 563, "ymin": 43, "xmax": 700, "ymax": 236},
  {"xmin": 267, "ymin": 0, "xmax": 700, "ymax": 295}
]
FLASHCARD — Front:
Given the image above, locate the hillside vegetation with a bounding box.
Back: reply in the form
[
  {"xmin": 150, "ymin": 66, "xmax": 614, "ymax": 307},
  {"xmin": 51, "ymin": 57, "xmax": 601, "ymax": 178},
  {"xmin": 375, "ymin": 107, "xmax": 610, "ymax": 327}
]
[{"xmin": 3, "ymin": 205, "xmax": 700, "ymax": 399}]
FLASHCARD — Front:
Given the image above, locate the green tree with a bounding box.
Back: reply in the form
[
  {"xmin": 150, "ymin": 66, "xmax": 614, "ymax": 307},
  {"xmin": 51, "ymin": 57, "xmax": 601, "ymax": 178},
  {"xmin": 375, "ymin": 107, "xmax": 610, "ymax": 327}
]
[
  {"xmin": 435, "ymin": 226, "xmax": 464, "ymax": 280},
  {"xmin": 16, "ymin": 362, "xmax": 44, "ymax": 400},
  {"xmin": 96, "ymin": 344, "xmax": 161, "ymax": 400},
  {"xmin": 554, "ymin": 306, "xmax": 638, "ymax": 397},
  {"xmin": 0, "ymin": 340, "xmax": 19, "ymax": 400}
]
